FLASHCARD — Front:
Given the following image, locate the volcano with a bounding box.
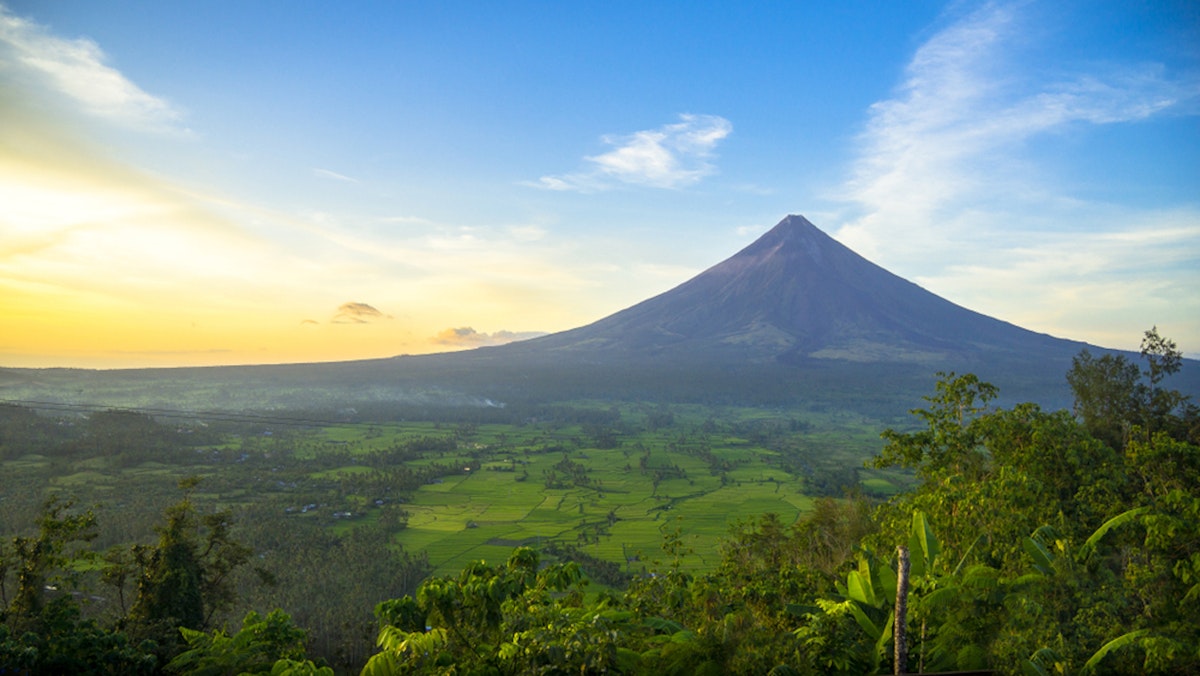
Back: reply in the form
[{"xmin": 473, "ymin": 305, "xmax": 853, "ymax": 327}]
[
  {"xmin": 513, "ymin": 215, "xmax": 1085, "ymax": 366},
  {"xmin": 416, "ymin": 213, "xmax": 1112, "ymax": 409}
]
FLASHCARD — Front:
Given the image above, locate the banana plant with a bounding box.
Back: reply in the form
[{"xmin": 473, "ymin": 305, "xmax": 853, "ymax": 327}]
[
  {"xmin": 908, "ymin": 510, "xmax": 941, "ymax": 579},
  {"xmin": 831, "ymin": 533, "xmax": 899, "ymax": 673},
  {"xmin": 1018, "ymin": 506, "xmax": 1156, "ymax": 675},
  {"xmin": 903, "ymin": 511, "xmax": 994, "ymax": 673},
  {"xmin": 818, "ymin": 511, "xmax": 992, "ymax": 674}
]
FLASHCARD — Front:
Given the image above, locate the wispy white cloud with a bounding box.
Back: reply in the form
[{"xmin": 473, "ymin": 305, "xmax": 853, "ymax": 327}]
[
  {"xmin": 376, "ymin": 215, "xmax": 434, "ymax": 226},
  {"xmin": 0, "ymin": 5, "xmax": 182, "ymax": 131},
  {"xmin": 836, "ymin": 3, "xmax": 1194, "ymax": 252},
  {"xmin": 829, "ymin": 1, "xmax": 1199, "ymax": 350},
  {"xmin": 531, "ymin": 114, "xmax": 732, "ymax": 191},
  {"xmin": 918, "ymin": 207, "xmax": 1200, "ymax": 347},
  {"xmin": 312, "ymin": 168, "xmax": 358, "ymax": 182}
]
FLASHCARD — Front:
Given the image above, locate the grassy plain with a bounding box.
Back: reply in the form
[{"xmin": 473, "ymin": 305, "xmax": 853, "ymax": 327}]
[
  {"xmin": 0, "ymin": 400, "xmax": 896, "ymax": 580},
  {"xmin": 280, "ymin": 404, "xmax": 892, "ymax": 577}
]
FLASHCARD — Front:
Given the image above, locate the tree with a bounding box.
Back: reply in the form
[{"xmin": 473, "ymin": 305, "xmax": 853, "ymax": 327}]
[
  {"xmin": 166, "ymin": 609, "xmax": 328, "ymax": 676},
  {"xmin": 1, "ymin": 498, "xmax": 160, "ymax": 674},
  {"xmin": 1066, "ymin": 349, "xmax": 1140, "ymax": 449},
  {"xmin": 1067, "ymin": 327, "xmax": 1195, "ymax": 449},
  {"xmin": 127, "ymin": 478, "xmax": 253, "ymax": 637},
  {"xmin": 0, "ymin": 596, "xmax": 158, "ymax": 675},
  {"xmin": 6, "ymin": 496, "xmax": 97, "ymax": 617},
  {"xmin": 363, "ymin": 547, "xmax": 606, "ymax": 674},
  {"xmin": 873, "ymin": 372, "xmax": 997, "ymax": 483},
  {"xmin": 870, "ymin": 359, "xmax": 1200, "ymax": 674},
  {"xmin": 1140, "ymin": 326, "xmax": 1183, "ymax": 392},
  {"xmin": 1138, "ymin": 326, "xmax": 1191, "ymax": 439}
]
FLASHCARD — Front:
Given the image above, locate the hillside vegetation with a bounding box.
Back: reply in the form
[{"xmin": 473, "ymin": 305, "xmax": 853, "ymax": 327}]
[{"xmin": 0, "ymin": 330, "xmax": 1196, "ymax": 674}]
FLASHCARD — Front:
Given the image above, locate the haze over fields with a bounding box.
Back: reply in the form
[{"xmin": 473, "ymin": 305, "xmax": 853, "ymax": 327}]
[{"xmin": 1, "ymin": 0, "xmax": 1197, "ymax": 368}]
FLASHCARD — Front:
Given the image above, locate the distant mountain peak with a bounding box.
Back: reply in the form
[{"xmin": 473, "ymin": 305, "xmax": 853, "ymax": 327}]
[
  {"xmin": 517, "ymin": 214, "xmax": 1086, "ymax": 365},
  {"xmin": 721, "ymin": 213, "xmax": 830, "ymax": 266},
  {"xmin": 770, "ymin": 213, "xmax": 820, "ymax": 236}
]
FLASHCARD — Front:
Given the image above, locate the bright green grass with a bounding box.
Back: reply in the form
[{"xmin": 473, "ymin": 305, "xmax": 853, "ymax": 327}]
[
  {"xmin": 861, "ymin": 477, "xmax": 896, "ymax": 494},
  {"xmin": 330, "ymin": 509, "xmax": 380, "ymax": 535},
  {"xmin": 393, "ymin": 433, "xmax": 825, "ymax": 577}
]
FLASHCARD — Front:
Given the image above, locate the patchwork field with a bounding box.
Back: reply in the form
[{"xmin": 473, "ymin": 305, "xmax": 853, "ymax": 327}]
[
  {"xmin": 281, "ymin": 405, "xmax": 894, "ymax": 577},
  {"xmin": 0, "ymin": 401, "xmax": 902, "ymax": 581}
]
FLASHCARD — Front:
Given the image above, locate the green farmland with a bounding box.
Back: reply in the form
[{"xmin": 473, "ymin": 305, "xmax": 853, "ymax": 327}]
[
  {"xmin": 288, "ymin": 405, "xmax": 895, "ymax": 577},
  {"xmin": 0, "ymin": 403, "xmax": 895, "ymax": 572},
  {"xmin": 0, "ymin": 399, "xmax": 899, "ymax": 664},
  {"xmin": 395, "ymin": 436, "xmax": 815, "ymax": 576}
]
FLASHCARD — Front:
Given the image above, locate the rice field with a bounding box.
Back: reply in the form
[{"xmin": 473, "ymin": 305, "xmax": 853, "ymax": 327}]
[
  {"xmin": 366, "ymin": 415, "xmax": 870, "ymax": 577},
  {"xmin": 1, "ymin": 401, "xmax": 887, "ymax": 581}
]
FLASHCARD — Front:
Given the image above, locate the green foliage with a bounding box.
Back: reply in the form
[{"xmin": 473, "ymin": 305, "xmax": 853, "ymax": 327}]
[
  {"xmin": 231, "ymin": 510, "xmax": 429, "ymax": 667},
  {"xmin": 128, "ymin": 479, "xmax": 252, "ymax": 635},
  {"xmin": 864, "ymin": 348, "xmax": 1200, "ymax": 673},
  {"xmin": 793, "ymin": 599, "xmax": 876, "ymax": 675},
  {"xmin": 361, "ymin": 515, "xmax": 853, "ymax": 674},
  {"xmin": 874, "ymin": 372, "xmax": 997, "ymax": 482},
  {"xmin": 839, "ymin": 555, "xmax": 895, "ymax": 674},
  {"xmin": 872, "ymin": 377, "xmax": 1124, "ymax": 572},
  {"xmin": 1081, "ymin": 629, "xmax": 1150, "ymax": 674},
  {"xmin": 1068, "ymin": 326, "xmax": 1196, "ymax": 448},
  {"xmin": 363, "ymin": 546, "xmax": 629, "ymax": 674},
  {"xmin": 720, "ymin": 500, "xmax": 874, "ymax": 582},
  {"xmin": 6, "ymin": 495, "xmax": 98, "ymax": 617},
  {"xmin": 1067, "ymin": 349, "xmax": 1140, "ymax": 449},
  {"xmin": 166, "ymin": 609, "xmax": 313, "ymax": 675},
  {"xmin": 270, "ymin": 658, "xmax": 334, "ymax": 676},
  {"xmin": 0, "ymin": 497, "xmax": 324, "ymax": 675},
  {"xmin": 361, "ymin": 626, "xmax": 448, "ymax": 674},
  {"xmin": 908, "ymin": 511, "xmax": 940, "ymax": 577},
  {"xmin": 0, "ymin": 597, "xmax": 158, "ymax": 675},
  {"xmin": 374, "ymin": 597, "xmax": 425, "ymax": 633}
]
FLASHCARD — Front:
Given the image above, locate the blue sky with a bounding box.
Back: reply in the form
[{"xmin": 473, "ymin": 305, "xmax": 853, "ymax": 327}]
[{"xmin": 1, "ymin": 0, "xmax": 1197, "ymax": 367}]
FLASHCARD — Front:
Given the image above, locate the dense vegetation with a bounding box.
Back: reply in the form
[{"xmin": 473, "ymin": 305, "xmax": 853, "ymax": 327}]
[{"xmin": 1, "ymin": 329, "xmax": 1196, "ymax": 674}]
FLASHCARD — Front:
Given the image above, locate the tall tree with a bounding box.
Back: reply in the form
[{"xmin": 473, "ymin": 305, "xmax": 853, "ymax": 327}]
[
  {"xmin": 128, "ymin": 478, "xmax": 252, "ymax": 635},
  {"xmin": 1068, "ymin": 327, "xmax": 1195, "ymax": 449},
  {"xmin": 873, "ymin": 372, "xmax": 997, "ymax": 483},
  {"xmin": 1137, "ymin": 326, "xmax": 1191, "ymax": 439},
  {"xmin": 6, "ymin": 496, "xmax": 97, "ymax": 617},
  {"xmin": 1066, "ymin": 349, "xmax": 1140, "ymax": 449}
]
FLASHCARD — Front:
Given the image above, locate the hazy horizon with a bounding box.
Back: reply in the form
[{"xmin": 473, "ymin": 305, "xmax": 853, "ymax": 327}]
[{"xmin": 3, "ymin": 1, "xmax": 1197, "ymax": 368}]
